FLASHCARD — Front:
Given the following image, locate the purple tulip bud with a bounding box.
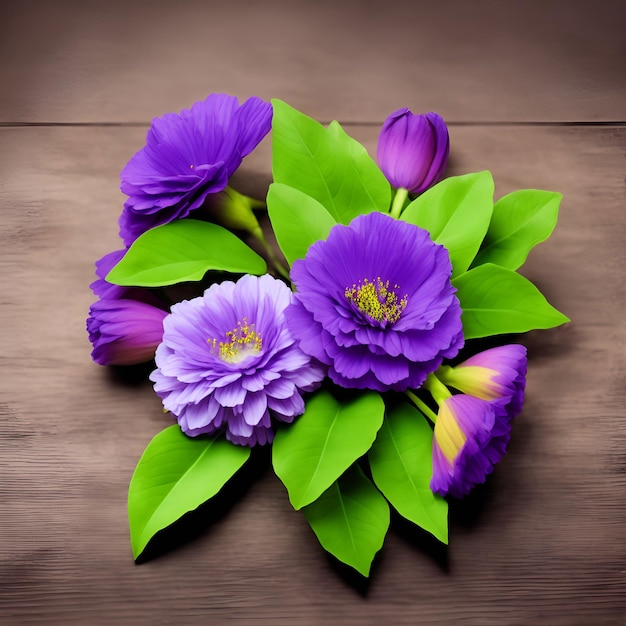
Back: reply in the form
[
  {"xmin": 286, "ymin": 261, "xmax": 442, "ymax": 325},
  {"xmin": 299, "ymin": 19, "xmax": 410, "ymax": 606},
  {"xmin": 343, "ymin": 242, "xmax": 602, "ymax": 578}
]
[
  {"xmin": 87, "ymin": 298, "xmax": 168, "ymax": 366},
  {"xmin": 430, "ymin": 394, "xmax": 510, "ymax": 498},
  {"xmin": 376, "ymin": 108, "xmax": 449, "ymax": 194},
  {"xmin": 438, "ymin": 344, "xmax": 527, "ymax": 421}
]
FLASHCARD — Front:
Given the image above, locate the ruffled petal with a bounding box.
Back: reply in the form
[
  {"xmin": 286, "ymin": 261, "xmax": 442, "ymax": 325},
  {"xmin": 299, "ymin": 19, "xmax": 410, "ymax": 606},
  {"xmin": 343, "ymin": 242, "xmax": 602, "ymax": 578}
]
[{"xmin": 151, "ymin": 275, "xmax": 324, "ymax": 446}]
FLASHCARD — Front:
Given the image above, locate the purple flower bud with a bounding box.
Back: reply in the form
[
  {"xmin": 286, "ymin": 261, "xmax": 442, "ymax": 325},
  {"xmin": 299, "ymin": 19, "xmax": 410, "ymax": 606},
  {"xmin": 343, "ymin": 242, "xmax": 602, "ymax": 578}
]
[
  {"xmin": 438, "ymin": 345, "xmax": 527, "ymax": 421},
  {"xmin": 87, "ymin": 298, "xmax": 168, "ymax": 366},
  {"xmin": 376, "ymin": 108, "xmax": 449, "ymax": 194},
  {"xmin": 430, "ymin": 394, "xmax": 511, "ymax": 498}
]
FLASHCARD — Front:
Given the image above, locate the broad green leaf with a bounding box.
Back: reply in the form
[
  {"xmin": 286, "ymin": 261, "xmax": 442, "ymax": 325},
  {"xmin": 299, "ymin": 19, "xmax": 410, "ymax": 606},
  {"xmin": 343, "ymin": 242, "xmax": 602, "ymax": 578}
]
[
  {"xmin": 267, "ymin": 183, "xmax": 337, "ymax": 265},
  {"xmin": 106, "ymin": 219, "xmax": 266, "ymax": 287},
  {"xmin": 401, "ymin": 171, "xmax": 494, "ymax": 277},
  {"xmin": 271, "ymin": 99, "xmax": 391, "ymax": 223},
  {"xmin": 453, "ymin": 263, "xmax": 570, "ymax": 339},
  {"xmin": 472, "ymin": 189, "xmax": 561, "ymax": 270},
  {"xmin": 369, "ymin": 402, "xmax": 448, "ymax": 544},
  {"xmin": 303, "ymin": 465, "xmax": 389, "ymax": 577},
  {"xmin": 272, "ymin": 390, "xmax": 385, "ymax": 510},
  {"xmin": 128, "ymin": 425, "xmax": 250, "ymax": 559}
]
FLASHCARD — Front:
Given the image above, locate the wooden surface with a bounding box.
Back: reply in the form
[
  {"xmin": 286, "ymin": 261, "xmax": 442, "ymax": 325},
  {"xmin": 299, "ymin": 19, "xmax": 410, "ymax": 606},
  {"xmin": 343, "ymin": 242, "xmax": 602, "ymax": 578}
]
[{"xmin": 1, "ymin": 1, "xmax": 625, "ymax": 624}]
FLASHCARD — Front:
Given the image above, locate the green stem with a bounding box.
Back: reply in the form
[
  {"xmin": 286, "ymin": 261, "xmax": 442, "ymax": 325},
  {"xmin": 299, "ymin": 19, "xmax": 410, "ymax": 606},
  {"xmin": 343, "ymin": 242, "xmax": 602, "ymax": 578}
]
[
  {"xmin": 224, "ymin": 185, "xmax": 266, "ymax": 210},
  {"xmin": 251, "ymin": 226, "xmax": 291, "ymax": 281},
  {"xmin": 423, "ymin": 373, "xmax": 452, "ymax": 406},
  {"xmin": 389, "ymin": 187, "xmax": 409, "ymax": 219},
  {"xmin": 405, "ymin": 390, "xmax": 438, "ymax": 424}
]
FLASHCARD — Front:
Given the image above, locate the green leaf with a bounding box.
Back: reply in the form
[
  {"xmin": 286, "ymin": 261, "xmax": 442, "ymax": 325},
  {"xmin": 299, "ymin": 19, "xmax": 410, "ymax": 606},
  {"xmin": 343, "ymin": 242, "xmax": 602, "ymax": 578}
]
[
  {"xmin": 271, "ymin": 99, "xmax": 391, "ymax": 223},
  {"xmin": 472, "ymin": 189, "xmax": 561, "ymax": 270},
  {"xmin": 266, "ymin": 183, "xmax": 337, "ymax": 265},
  {"xmin": 401, "ymin": 171, "xmax": 494, "ymax": 277},
  {"xmin": 368, "ymin": 402, "xmax": 448, "ymax": 544},
  {"xmin": 453, "ymin": 263, "xmax": 570, "ymax": 339},
  {"xmin": 272, "ymin": 389, "xmax": 385, "ymax": 510},
  {"xmin": 303, "ymin": 465, "xmax": 389, "ymax": 577},
  {"xmin": 128, "ymin": 426, "xmax": 250, "ymax": 559},
  {"xmin": 106, "ymin": 219, "xmax": 267, "ymax": 287}
]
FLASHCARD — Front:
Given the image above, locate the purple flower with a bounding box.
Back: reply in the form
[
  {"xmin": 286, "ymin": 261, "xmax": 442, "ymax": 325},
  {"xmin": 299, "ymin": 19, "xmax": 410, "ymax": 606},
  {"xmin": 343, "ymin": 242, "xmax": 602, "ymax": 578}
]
[
  {"xmin": 438, "ymin": 345, "xmax": 528, "ymax": 420},
  {"xmin": 149, "ymin": 275, "xmax": 324, "ymax": 446},
  {"xmin": 90, "ymin": 249, "xmax": 129, "ymax": 299},
  {"xmin": 90, "ymin": 249, "xmax": 163, "ymax": 305},
  {"xmin": 87, "ymin": 298, "xmax": 168, "ymax": 366},
  {"xmin": 119, "ymin": 93, "xmax": 272, "ymax": 246},
  {"xmin": 376, "ymin": 108, "xmax": 449, "ymax": 194},
  {"xmin": 286, "ymin": 212, "xmax": 464, "ymax": 392},
  {"xmin": 430, "ymin": 394, "xmax": 512, "ymax": 498}
]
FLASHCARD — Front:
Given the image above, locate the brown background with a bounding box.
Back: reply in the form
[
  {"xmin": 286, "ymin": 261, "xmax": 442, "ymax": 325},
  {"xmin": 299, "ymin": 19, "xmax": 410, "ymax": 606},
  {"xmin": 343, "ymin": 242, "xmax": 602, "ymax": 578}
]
[{"xmin": 1, "ymin": 1, "xmax": 625, "ymax": 624}]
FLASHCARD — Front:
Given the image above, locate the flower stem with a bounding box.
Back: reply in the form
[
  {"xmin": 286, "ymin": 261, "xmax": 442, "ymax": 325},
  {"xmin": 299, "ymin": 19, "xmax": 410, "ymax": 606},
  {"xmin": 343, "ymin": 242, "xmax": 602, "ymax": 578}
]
[
  {"xmin": 246, "ymin": 196, "xmax": 267, "ymax": 210},
  {"xmin": 389, "ymin": 187, "xmax": 409, "ymax": 219},
  {"xmin": 250, "ymin": 226, "xmax": 291, "ymax": 281},
  {"xmin": 405, "ymin": 390, "xmax": 438, "ymax": 424},
  {"xmin": 224, "ymin": 185, "xmax": 266, "ymax": 211},
  {"xmin": 423, "ymin": 373, "xmax": 452, "ymax": 406}
]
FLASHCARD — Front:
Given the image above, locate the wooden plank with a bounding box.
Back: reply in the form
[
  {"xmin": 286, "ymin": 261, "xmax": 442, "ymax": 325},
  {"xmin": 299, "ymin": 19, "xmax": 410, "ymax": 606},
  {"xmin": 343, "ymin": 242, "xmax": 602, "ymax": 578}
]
[
  {"xmin": 0, "ymin": 123, "xmax": 624, "ymax": 623},
  {"xmin": 1, "ymin": 0, "xmax": 625, "ymax": 124}
]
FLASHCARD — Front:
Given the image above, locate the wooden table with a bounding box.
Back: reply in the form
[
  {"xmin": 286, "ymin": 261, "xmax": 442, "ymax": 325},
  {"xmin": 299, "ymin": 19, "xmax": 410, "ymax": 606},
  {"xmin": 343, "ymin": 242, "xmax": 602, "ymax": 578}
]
[{"xmin": 1, "ymin": 1, "xmax": 625, "ymax": 624}]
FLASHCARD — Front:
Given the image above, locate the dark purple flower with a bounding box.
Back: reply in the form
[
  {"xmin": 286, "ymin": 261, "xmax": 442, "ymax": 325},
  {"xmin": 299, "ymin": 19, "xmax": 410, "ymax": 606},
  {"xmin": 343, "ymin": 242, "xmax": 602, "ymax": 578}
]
[
  {"xmin": 87, "ymin": 298, "xmax": 168, "ymax": 366},
  {"xmin": 90, "ymin": 249, "xmax": 162, "ymax": 304},
  {"xmin": 438, "ymin": 344, "xmax": 528, "ymax": 420},
  {"xmin": 286, "ymin": 212, "xmax": 464, "ymax": 392},
  {"xmin": 376, "ymin": 108, "xmax": 449, "ymax": 194},
  {"xmin": 90, "ymin": 249, "xmax": 128, "ymax": 299},
  {"xmin": 119, "ymin": 93, "xmax": 272, "ymax": 245},
  {"xmin": 430, "ymin": 394, "xmax": 511, "ymax": 498},
  {"xmin": 149, "ymin": 275, "xmax": 324, "ymax": 446}
]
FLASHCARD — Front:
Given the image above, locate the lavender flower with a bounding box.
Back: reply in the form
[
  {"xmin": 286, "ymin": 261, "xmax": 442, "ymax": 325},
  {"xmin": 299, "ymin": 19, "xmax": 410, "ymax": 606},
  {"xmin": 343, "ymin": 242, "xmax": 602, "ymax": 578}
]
[
  {"xmin": 286, "ymin": 212, "xmax": 463, "ymax": 392},
  {"xmin": 430, "ymin": 394, "xmax": 511, "ymax": 498},
  {"xmin": 438, "ymin": 345, "xmax": 528, "ymax": 420},
  {"xmin": 87, "ymin": 298, "xmax": 168, "ymax": 366},
  {"xmin": 376, "ymin": 108, "xmax": 449, "ymax": 194},
  {"xmin": 119, "ymin": 93, "xmax": 272, "ymax": 245},
  {"xmin": 149, "ymin": 275, "xmax": 324, "ymax": 446}
]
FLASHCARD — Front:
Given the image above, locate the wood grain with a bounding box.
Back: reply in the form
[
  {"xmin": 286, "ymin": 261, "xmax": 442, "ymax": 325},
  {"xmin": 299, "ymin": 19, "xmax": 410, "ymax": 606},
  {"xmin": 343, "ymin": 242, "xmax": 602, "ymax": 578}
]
[
  {"xmin": 1, "ymin": 0, "xmax": 625, "ymax": 124},
  {"xmin": 1, "ymin": 123, "xmax": 625, "ymax": 625},
  {"xmin": 1, "ymin": 0, "xmax": 625, "ymax": 623}
]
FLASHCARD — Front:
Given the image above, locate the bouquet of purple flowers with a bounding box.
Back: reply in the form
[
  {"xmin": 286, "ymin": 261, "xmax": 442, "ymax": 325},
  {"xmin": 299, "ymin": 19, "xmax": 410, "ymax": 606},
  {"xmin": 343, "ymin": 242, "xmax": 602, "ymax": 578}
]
[{"xmin": 87, "ymin": 93, "xmax": 568, "ymax": 577}]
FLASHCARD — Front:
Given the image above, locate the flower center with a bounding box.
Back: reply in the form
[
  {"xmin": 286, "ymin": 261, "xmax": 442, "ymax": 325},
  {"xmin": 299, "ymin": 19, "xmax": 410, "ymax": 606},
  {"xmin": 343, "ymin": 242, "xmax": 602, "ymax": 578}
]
[
  {"xmin": 345, "ymin": 277, "xmax": 408, "ymax": 326},
  {"xmin": 209, "ymin": 318, "xmax": 263, "ymax": 363}
]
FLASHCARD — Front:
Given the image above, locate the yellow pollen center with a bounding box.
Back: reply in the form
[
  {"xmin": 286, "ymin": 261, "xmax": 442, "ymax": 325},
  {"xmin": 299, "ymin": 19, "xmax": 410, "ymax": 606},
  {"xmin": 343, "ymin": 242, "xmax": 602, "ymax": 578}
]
[
  {"xmin": 345, "ymin": 277, "xmax": 408, "ymax": 325},
  {"xmin": 208, "ymin": 318, "xmax": 262, "ymax": 363}
]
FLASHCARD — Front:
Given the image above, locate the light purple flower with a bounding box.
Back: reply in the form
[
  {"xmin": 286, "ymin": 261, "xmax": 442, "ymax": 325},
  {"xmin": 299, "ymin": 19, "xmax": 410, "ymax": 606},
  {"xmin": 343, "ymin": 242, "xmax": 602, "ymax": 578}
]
[
  {"xmin": 149, "ymin": 274, "xmax": 324, "ymax": 446},
  {"xmin": 430, "ymin": 394, "xmax": 511, "ymax": 498},
  {"xmin": 87, "ymin": 298, "xmax": 168, "ymax": 366},
  {"xmin": 118, "ymin": 93, "xmax": 272, "ymax": 245},
  {"xmin": 286, "ymin": 212, "xmax": 464, "ymax": 392},
  {"xmin": 376, "ymin": 108, "xmax": 449, "ymax": 193},
  {"xmin": 438, "ymin": 344, "xmax": 528, "ymax": 420}
]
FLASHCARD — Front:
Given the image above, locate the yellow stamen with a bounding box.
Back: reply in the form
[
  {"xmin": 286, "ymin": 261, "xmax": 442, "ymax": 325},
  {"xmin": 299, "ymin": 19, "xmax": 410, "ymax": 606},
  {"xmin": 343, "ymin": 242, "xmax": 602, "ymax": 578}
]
[
  {"xmin": 208, "ymin": 318, "xmax": 262, "ymax": 363},
  {"xmin": 345, "ymin": 277, "xmax": 407, "ymax": 325}
]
